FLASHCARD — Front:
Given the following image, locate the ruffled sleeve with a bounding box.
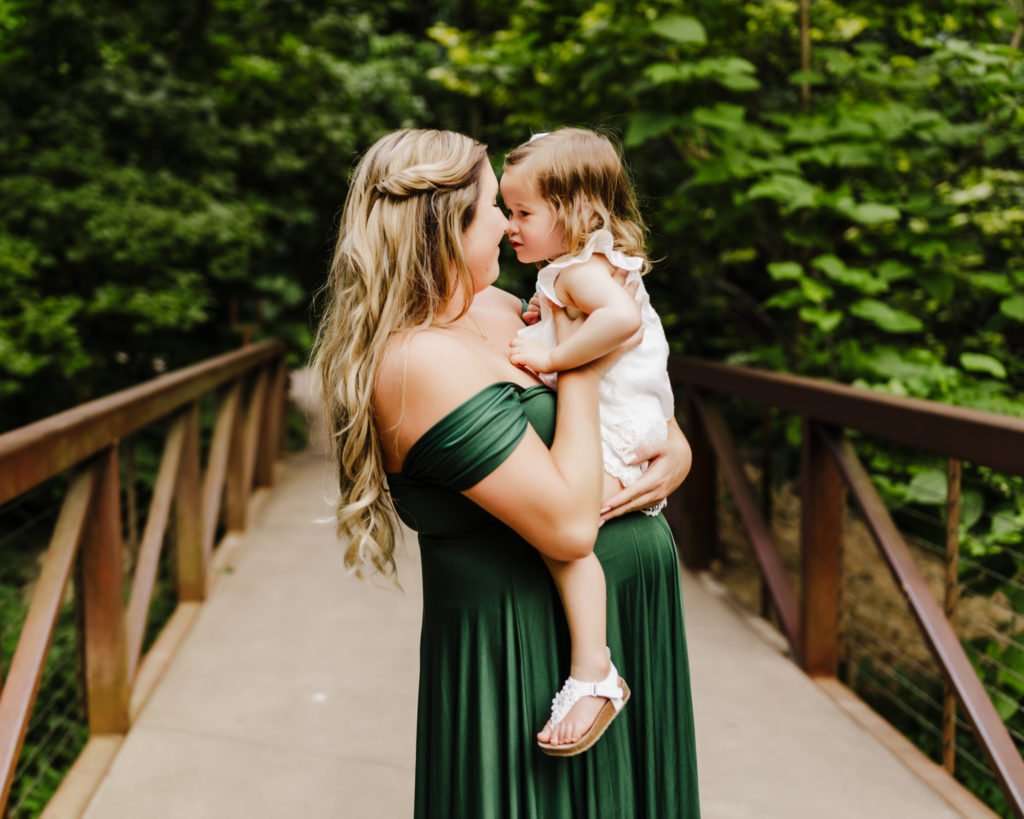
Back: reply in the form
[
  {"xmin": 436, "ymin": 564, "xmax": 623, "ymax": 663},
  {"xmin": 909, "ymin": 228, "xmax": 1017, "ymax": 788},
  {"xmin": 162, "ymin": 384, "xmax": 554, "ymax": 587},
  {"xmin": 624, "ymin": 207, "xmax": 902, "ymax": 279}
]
[
  {"xmin": 536, "ymin": 229, "xmax": 644, "ymax": 306},
  {"xmin": 400, "ymin": 382, "xmax": 529, "ymax": 491}
]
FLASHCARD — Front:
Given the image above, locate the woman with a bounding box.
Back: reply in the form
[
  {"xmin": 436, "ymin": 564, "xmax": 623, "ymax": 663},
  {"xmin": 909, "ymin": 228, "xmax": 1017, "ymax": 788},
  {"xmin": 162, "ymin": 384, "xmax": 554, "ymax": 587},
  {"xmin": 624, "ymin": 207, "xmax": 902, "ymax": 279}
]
[{"xmin": 311, "ymin": 129, "xmax": 701, "ymax": 817}]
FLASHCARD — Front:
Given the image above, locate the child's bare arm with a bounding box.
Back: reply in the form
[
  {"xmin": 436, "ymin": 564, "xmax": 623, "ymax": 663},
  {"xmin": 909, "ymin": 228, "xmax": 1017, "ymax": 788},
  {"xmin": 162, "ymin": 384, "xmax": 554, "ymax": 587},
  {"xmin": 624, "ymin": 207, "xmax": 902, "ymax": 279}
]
[{"xmin": 510, "ymin": 258, "xmax": 640, "ymax": 374}]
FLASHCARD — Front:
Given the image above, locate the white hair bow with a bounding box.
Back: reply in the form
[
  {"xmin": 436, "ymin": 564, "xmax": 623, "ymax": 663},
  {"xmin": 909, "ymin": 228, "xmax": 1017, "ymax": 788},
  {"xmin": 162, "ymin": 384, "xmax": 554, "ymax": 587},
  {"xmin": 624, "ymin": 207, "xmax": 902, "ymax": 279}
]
[{"xmin": 528, "ymin": 132, "xmax": 550, "ymax": 143}]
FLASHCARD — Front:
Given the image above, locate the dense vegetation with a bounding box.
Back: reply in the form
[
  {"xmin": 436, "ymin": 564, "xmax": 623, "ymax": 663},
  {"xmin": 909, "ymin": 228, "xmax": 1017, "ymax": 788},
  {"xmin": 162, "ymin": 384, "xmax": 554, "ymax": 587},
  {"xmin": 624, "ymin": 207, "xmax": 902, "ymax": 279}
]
[{"xmin": 1, "ymin": 0, "xmax": 1022, "ymax": 815}]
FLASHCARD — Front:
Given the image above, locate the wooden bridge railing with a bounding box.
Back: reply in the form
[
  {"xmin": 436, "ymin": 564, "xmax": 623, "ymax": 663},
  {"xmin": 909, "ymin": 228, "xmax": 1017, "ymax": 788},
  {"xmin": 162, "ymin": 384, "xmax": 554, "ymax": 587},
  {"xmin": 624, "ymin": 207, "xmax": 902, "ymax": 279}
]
[
  {"xmin": 0, "ymin": 340, "xmax": 288, "ymax": 816},
  {"xmin": 667, "ymin": 356, "xmax": 1024, "ymax": 818}
]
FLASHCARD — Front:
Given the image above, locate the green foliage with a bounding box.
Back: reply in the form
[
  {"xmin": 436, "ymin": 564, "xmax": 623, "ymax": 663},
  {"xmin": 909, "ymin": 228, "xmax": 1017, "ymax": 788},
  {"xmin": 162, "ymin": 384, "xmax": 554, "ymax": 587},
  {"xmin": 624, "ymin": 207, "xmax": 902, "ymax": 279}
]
[
  {"xmin": 427, "ymin": 1, "xmax": 1024, "ymax": 812},
  {"xmin": 0, "ymin": 0, "xmax": 438, "ymax": 429}
]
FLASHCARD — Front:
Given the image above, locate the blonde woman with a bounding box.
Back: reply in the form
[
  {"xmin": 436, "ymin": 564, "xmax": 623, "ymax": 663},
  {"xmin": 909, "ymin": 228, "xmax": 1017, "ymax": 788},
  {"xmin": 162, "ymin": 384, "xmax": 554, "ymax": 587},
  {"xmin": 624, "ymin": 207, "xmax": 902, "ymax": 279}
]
[{"xmin": 311, "ymin": 128, "xmax": 701, "ymax": 818}]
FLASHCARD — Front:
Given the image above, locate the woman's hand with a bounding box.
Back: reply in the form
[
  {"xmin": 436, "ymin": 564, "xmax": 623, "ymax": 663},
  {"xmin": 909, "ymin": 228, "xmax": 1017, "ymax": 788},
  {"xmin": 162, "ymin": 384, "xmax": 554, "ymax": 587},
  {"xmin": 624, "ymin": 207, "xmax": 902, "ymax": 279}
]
[{"xmin": 599, "ymin": 418, "xmax": 692, "ymax": 524}]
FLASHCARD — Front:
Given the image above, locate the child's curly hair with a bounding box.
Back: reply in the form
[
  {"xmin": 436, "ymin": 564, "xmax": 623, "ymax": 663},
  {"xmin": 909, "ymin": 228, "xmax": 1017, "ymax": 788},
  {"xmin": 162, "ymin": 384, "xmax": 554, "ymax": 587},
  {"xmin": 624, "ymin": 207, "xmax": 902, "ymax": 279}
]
[{"xmin": 505, "ymin": 128, "xmax": 650, "ymax": 274}]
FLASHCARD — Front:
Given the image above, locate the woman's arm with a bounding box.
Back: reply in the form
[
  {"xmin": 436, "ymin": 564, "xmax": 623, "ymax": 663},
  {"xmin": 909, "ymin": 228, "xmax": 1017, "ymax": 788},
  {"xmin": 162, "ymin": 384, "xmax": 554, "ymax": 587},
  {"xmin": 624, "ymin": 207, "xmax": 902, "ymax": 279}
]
[
  {"xmin": 599, "ymin": 416, "xmax": 692, "ymax": 523},
  {"xmin": 382, "ymin": 327, "xmax": 607, "ymax": 561},
  {"xmin": 466, "ymin": 360, "xmax": 605, "ymax": 559}
]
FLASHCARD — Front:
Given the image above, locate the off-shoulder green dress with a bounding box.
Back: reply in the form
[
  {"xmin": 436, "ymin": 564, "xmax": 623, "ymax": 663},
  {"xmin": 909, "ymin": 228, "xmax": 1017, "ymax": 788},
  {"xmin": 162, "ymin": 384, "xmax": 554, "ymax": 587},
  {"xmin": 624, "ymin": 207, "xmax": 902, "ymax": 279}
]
[{"xmin": 386, "ymin": 381, "xmax": 700, "ymax": 819}]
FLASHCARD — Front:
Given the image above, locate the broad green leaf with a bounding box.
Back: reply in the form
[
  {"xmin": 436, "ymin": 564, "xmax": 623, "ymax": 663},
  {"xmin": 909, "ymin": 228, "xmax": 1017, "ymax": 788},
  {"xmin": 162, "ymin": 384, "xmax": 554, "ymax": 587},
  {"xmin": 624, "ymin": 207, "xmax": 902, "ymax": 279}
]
[
  {"xmin": 992, "ymin": 690, "xmax": 1019, "ymax": 721},
  {"xmin": 812, "ymin": 254, "xmax": 846, "ymax": 278},
  {"xmin": 719, "ymin": 73, "xmax": 760, "ymax": 91},
  {"xmin": 851, "ymin": 300, "xmax": 923, "ymax": 333},
  {"xmin": 651, "ymin": 15, "xmax": 707, "ymax": 46},
  {"xmin": 996, "ymin": 647, "xmax": 1024, "ymax": 696},
  {"xmin": 946, "ymin": 181, "xmax": 993, "ymax": 205},
  {"xmin": 645, "ymin": 63, "xmax": 692, "ymax": 84},
  {"xmin": 847, "ymin": 202, "xmax": 901, "ymax": 225},
  {"xmin": 812, "ymin": 255, "xmax": 888, "ymax": 294},
  {"xmin": 960, "ymin": 490, "xmax": 984, "ymax": 531},
  {"xmin": 720, "ymin": 247, "xmax": 757, "ymax": 264},
  {"xmin": 861, "ymin": 347, "xmax": 956, "ymax": 383},
  {"xmin": 878, "ymin": 260, "xmax": 913, "ymax": 282},
  {"xmin": 800, "ymin": 278, "xmax": 833, "ymax": 304},
  {"xmin": 799, "ymin": 306, "xmax": 842, "ymax": 332},
  {"xmin": 767, "ymin": 262, "xmax": 802, "ymax": 281},
  {"xmin": 1000, "ymin": 295, "xmax": 1024, "ymax": 322},
  {"xmin": 960, "ymin": 352, "xmax": 1006, "ymax": 379},
  {"xmin": 966, "ymin": 273, "xmax": 1012, "ymax": 295},
  {"xmin": 764, "ymin": 288, "xmax": 806, "ymax": 309},
  {"xmin": 786, "ymin": 120, "xmax": 834, "ymax": 143},
  {"xmin": 746, "ymin": 174, "xmax": 819, "ymax": 212},
  {"xmin": 692, "ymin": 103, "xmax": 746, "ymax": 131},
  {"xmin": 905, "ymin": 469, "xmax": 947, "ymax": 505},
  {"xmin": 626, "ymin": 112, "xmax": 680, "ymax": 146},
  {"xmin": 833, "ymin": 16, "xmax": 869, "ymax": 40},
  {"xmin": 991, "ymin": 507, "xmax": 1020, "ymax": 536}
]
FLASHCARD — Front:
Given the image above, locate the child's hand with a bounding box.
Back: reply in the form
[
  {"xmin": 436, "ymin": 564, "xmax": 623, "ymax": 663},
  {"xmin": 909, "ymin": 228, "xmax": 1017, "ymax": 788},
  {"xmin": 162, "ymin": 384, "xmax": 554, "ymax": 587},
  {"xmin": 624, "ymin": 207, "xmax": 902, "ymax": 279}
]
[
  {"xmin": 522, "ymin": 293, "xmax": 542, "ymax": 325},
  {"xmin": 508, "ymin": 336, "xmax": 556, "ymax": 373}
]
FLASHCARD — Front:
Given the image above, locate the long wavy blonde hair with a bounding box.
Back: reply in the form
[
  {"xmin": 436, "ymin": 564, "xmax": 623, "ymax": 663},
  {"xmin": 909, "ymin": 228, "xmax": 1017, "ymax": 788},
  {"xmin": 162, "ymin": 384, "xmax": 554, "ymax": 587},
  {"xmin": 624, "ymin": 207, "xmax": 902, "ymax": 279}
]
[
  {"xmin": 309, "ymin": 129, "xmax": 488, "ymax": 578},
  {"xmin": 505, "ymin": 128, "xmax": 650, "ymax": 273}
]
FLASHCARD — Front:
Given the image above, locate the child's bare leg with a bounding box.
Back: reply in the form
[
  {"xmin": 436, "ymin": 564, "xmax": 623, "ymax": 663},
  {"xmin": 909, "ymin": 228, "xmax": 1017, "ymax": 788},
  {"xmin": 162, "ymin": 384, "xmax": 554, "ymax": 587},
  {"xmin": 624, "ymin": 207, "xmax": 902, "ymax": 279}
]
[
  {"xmin": 536, "ymin": 472, "xmax": 626, "ymax": 746},
  {"xmin": 539, "ymin": 551, "xmax": 610, "ymax": 745}
]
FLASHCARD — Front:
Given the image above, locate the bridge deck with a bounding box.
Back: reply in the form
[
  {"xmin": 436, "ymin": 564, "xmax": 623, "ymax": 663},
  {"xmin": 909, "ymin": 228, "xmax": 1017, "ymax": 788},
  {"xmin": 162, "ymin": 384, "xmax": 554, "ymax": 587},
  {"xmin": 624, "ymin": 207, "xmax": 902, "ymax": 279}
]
[{"xmin": 81, "ymin": 453, "xmax": 977, "ymax": 818}]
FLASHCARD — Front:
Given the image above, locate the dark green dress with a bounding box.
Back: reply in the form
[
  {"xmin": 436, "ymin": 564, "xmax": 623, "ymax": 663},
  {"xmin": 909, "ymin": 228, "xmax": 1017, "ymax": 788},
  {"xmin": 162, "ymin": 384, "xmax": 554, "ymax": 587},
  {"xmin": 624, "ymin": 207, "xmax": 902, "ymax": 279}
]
[{"xmin": 387, "ymin": 381, "xmax": 700, "ymax": 819}]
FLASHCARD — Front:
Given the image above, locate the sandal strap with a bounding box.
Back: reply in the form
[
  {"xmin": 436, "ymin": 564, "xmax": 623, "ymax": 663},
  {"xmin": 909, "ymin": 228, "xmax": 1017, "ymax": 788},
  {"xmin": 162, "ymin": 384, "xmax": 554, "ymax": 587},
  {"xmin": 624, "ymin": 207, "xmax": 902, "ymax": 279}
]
[{"xmin": 547, "ymin": 661, "xmax": 627, "ymax": 727}]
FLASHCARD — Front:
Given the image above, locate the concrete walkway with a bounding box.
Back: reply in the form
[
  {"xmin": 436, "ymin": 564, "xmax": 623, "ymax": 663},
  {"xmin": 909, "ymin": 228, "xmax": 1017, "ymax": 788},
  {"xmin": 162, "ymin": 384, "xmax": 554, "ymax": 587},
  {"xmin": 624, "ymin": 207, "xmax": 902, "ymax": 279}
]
[{"xmin": 81, "ymin": 453, "xmax": 979, "ymax": 818}]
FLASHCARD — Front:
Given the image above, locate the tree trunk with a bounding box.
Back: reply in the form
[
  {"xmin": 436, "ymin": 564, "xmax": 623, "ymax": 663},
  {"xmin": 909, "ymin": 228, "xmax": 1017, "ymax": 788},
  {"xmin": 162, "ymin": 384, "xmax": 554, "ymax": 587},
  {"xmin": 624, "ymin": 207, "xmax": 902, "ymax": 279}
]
[{"xmin": 800, "ymin": 0, "xmax": 812, "ymax": 110}]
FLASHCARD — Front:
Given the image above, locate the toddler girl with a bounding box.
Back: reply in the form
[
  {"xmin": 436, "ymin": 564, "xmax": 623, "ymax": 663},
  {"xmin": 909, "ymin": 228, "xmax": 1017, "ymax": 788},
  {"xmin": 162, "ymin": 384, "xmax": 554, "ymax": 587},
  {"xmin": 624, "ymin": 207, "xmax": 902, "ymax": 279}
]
[{"xmin": 501, "ymin": 128, "xmax": 675, "ymax": 755}]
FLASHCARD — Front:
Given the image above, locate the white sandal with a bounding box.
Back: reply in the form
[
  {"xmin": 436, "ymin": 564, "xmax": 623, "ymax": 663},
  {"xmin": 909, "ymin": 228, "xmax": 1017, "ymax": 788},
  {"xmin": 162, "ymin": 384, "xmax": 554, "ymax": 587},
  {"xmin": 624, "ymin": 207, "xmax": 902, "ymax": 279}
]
[{"xmin": 537, "ymin": 660, "xmax": 631, "ymax": 757}]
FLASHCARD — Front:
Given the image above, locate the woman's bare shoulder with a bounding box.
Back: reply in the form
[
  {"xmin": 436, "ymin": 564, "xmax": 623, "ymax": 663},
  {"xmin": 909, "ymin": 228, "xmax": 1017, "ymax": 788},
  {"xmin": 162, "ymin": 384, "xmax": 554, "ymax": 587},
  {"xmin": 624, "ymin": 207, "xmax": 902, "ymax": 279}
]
[
  {"xmin": 373, "ymin": 329, "xmax": 498, "ymax": 468},
  {"xmin": 475, "ymin": 285, "xmax": 524, "ymax": 314}
]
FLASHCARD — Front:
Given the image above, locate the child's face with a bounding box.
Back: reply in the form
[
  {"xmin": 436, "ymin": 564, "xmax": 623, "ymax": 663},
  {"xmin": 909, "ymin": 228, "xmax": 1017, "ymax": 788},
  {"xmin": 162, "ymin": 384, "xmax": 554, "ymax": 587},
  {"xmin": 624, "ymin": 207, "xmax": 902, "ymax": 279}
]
[{"xmin": 500, "ymin": 166, "xmax": 566, "ymax": 264}]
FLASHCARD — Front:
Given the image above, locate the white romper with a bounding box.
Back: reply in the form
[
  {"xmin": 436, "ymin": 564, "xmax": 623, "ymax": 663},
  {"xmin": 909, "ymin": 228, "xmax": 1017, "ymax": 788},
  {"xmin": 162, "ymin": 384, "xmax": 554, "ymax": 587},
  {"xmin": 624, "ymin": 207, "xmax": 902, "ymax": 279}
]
[{"xmin": 516, "ymin": 229, "xmax": 674, "ymax": 515}]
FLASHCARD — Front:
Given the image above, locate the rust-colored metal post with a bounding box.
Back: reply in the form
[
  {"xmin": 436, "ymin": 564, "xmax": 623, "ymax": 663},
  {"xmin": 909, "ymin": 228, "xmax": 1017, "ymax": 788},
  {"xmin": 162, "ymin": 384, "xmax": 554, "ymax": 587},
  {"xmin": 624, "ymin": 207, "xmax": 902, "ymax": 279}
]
[
  {"xmin": 799, "ymin": 422, "xmax": 845, "ymax": 675},
  {"xmin": 673, "ymin": 394, "xmax": 717, "ymax": 569},
  {"xmin": 760, "ymin": 410, "xmax": 775, "ymax": 622},
  {"xmin": 77, "ymin": 447, "xmax": 131, "ymax": 733},
  {"xmin": 176, "ymin": 404, "xmax": 206, "ymax": 601},
  {"xmin": 943, "ymin": 457, "xmax": 962, "ymax": 773}
]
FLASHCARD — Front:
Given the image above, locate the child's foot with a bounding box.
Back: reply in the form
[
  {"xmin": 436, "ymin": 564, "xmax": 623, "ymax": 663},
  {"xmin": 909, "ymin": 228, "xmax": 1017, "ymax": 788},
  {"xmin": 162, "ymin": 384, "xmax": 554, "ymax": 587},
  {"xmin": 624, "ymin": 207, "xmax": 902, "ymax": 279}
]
[
  {"xmin": 536, "ymin": 657, "xmax": 630, "ymax": 755},
  {"xmin": 537, "ymin": 691, "xmax": 609, "ymax": 746}
]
